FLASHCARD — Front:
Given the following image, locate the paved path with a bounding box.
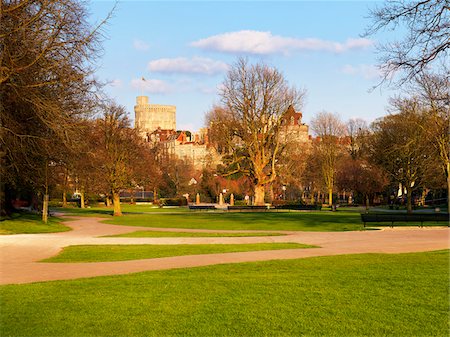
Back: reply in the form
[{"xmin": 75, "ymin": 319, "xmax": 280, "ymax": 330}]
[{"xmin": 1, "ymin": 216, "xmax": 448, "ymax": 285}]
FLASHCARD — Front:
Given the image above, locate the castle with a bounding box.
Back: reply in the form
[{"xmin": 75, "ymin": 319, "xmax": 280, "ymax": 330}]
[
  {"xmin": 134, "ymin": 96, "xmax": 217, "ymax": 169},
  {"xmin": 134, "ymin": 96, "xmax": 176, "ymax": 138},
  {"xmin": 134, "ymin": 96, "xmax": 311, "ymax": 169}
]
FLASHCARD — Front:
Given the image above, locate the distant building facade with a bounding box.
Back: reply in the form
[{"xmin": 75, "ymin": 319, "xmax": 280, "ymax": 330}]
[
  {"xmin": 134, "ymin": 96, "xmax": 176, "ymax": 138},
  {"xmin": 134, "ymin": 96, "xmax": 218, "ymax": 169},
  {"xmin": 280, "ymin": 105, "xmax": 311, "ymax": 143}
]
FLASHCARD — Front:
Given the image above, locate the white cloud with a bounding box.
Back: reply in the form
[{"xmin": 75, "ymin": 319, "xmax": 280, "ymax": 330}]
[
  {"xmin": 131, "ymin": 78, "xmax": 172, "ymax": 94},
  {"xmin": 190, "ymin": 30, "xmax": 373, "ymax": 55},
  {"xmin": 133, "ymin": 39, "xmax": 150, "ymax": 51},
  {"xmin": 109, "ymin": 79, "xmax": 123, "ymax": 88},
  {"xmin": 148, "ymin": 57, "xmax": 229, "ymax": 75},
  {"xmin": 341, "ymin": 64, "xmax": 381, "ymax": 80}
]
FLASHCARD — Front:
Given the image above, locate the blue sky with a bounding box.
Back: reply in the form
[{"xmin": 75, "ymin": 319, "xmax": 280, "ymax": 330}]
[{"xmin": 90, "ymin": 0, "xmax": 398, "ymax": 132}]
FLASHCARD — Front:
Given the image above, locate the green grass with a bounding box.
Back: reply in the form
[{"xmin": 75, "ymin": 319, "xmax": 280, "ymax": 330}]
[
  {"xmin": 104, "ymin": 230, "xmax": 286, "ymax": 238},
  {"xmin": 52, "ymin": 204, "xmax": 191, "ymax": 217},
  {"xmin": 104, "ymin": 211, "xmax": 365, "ymax": 231},
  {"xmin": 43, "ymin": 243, "xmax": 315, "ymax": 262},
  {"xmin": 1, "ymin": 250, "xmax": 448, "ymax": 336},
  {"xmin": 0, "ymin": 213, "xmax": 70, "ymax": 234}
]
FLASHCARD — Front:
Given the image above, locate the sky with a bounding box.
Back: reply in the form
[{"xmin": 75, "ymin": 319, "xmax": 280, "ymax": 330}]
[{"xmin": 90, "ymin": 0, "xmax": 399, "ymax": 132}]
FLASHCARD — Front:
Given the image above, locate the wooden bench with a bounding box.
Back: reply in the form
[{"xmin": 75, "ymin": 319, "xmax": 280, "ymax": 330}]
[
  {"xmin": 361, "ymin": 213, "xmax": 449, "ymax": 227},
  {"xmin": 188, "ymin": 205, "xmax": 216, "ymax": 211},
  {"xmin": 227, "ymin": 205, "xmax": 270, "ymax": 212}
]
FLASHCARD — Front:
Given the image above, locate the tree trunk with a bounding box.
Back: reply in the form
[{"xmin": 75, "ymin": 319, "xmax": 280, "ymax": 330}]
[
  {"xmin": 42, "ymin": 194, "xmax": 49, "ymax": 223},
  {"xmin": 62, "ymin": 168, "xmax": 68, "ymax": 207},
  {"xmin": 254, "ymin": 184, "xmax": 265, "ymax": 205},
  {"xmin": 112, "ymin": 192, "xmax": 122, "ymax": 216},
  {"xmin": 106, "ymin": 196, "xmax": 112, "ymax": 207},
  {"xmin": 328, "ymin": 188, "xmax": 333, "ymax": 207},
  {"xmin": 406, "ymin": 187, "xmax": 413, "ymax": 214},
  {"xmin": 267, "ymin": 184, "xmax": 274, "ymax": 204},
  {"xmin": 447, "ymin": 169, "xmax": 450, "ymax": 213},
  {"xmin": 365, "ymin": 194, "xmax": 369, "ymax": 211},
  {"xmin": 80, "ymin": 186, "xmax": 85, "ymax": 209}
]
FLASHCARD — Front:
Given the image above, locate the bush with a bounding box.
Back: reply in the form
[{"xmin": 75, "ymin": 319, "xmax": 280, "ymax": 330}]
[{"xmin": 159, "ymin": 198, "xmax": 188, "ymax": 207}]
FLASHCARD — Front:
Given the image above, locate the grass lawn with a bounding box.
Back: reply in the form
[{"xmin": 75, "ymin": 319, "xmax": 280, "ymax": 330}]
[
  {"xmin": 104, "ymin": 230, "xmax": 287, "ymax": 238},
  {"xmin": 43, "ymin": 243, "xmax": 315, "ymax": 262},
  {"xmin": 1, "ymin": 250, "xmax": 448, "ymax": 337},
  {"xmin": 53, "ymin": 204, "xmax": 190, "ymax": 217},
  {"xmin": 103, "ymin": 211, "xmax": 365, "ymax": 231},
  {"xmin": 0, "ymin": 213, "xmax": 70, "ymax": 235}
]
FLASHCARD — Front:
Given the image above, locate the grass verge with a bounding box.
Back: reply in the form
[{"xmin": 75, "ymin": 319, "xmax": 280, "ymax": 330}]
[
  {"xmin": 0, "ymin": 213, "xmax": 70, "ymax": 235},
  {"xmin": 103, "ymin": 230, "xmax": 286, "ymax": 238},
  {"xmin": 1, "ymin": 250, "xmax": 448, "ymax": 336},
  {"xmin": 103, "ymin": 211, "xmax": 364, "ymax": 231},
  {"xmin": 42, "ymin": 243, "xmax": 316, "ymax": 262}
]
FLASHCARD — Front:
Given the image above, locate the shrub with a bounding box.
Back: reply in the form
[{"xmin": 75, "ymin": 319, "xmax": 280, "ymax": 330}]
[{"xmin": 159, "ymin": 198, "xmax": 188, "ymax": 207}]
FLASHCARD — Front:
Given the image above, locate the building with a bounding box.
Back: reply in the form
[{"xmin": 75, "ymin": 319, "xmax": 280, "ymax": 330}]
[
  {"xmin": 134, "ymin": 96, "xmax": 218, "ymax": 169},
  {"xmin": 280, "ymin": 105, "xmax": 311, "ymax": 143},
  {"xmin": 134, "ymin": 96, "xmax": 176, "ymax": 138}
]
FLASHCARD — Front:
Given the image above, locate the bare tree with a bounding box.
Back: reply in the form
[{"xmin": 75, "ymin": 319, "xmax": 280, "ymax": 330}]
[
  {"xmin": 310, "ymin": 112, "xmax": 346, "ymax": 206},
  {"xmin": 207, "ymin": 58, "xmax": 305, "ymax": 205},
  {"xmin": 89, "ymin": 103, "xmax": 155, "ymax": 216},
  {"xmin": 412, "ymin": 72, "xmax": 449, "ymax": 211},
  {"xmin": 0, "ymin": 0, "xmax": 111, "ymax": 218},
  {"xmin": 369, "ymin": 98, "xmax": 429, "ymax": 213},
  {"xmin": 347, "ymin": 118, "xmax": 369, "ymax": 160},
  {"xmin": 336, "ymin": 156, "xmax": 388, "ymax": 209},
  {"xmin": 365, "ymin": 0, "xmax": 450, "ymax": 85}
]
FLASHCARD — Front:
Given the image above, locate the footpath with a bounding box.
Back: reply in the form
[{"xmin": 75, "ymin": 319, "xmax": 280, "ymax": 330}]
[{"xmin": 1, "ymin": 216, "xmax": 448, "ymax": 284}]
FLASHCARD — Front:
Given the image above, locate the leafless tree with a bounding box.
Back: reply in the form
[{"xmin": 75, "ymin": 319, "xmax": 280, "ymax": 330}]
[
  {"xmin": 369, "ymin": 98, "xmax": 430, "ymax": 213},
  {"xmin": 89, "ymin": 102, "xmax": 155, "ymax": 216},
  {"xmin": 347, "ymin": 118, "xmax": 369, "ymax": 160},
  {"xmin": 336, "ymin": 156, "xmax": 388, "ymax": 209},
  {"xmin": 365, "ymin": 0, "xmax": 450, "ymax": 85},
  {"xmin": 412, "ymin": 72, "xmax": 449, "ymax": 210},
  {"xmin": 207, "ymin": 58, "xmax": 305, "ymax": 205},
  {"xmin": 310, "ymin": 111, "xmax": 346, "ymax": 206},
  {"xmin": 0, "ymin": 0, "xmax": 112, "ymax": 217}
]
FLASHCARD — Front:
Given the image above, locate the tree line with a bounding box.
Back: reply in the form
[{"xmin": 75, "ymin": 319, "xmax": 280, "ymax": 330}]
[
  {"xmin": 1, "ymin": 0, "xmax": 448, "ymax": 219},
  {"xmin": 206, "ymin": 59, "xmax": 448, "ymax": 213}
]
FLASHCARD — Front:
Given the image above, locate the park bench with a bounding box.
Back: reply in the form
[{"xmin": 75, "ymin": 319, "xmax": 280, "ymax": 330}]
[
  {"xmin": 227, "ymin": 205, "xmax": 271, "ymax": 212},
  {"xmin": 274, "ymin": 205, "xmax": 322, "ymax": 211},
  {"xmin": 188, "ymin": 205, "xmax": 216, "ymax": 211},
  {"xmin": 360, "ymin": 213, "xmax": 449, "ymax": 228}
]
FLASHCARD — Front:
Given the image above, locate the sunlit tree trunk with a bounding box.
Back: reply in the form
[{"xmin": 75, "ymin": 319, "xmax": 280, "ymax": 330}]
[
  {"xmin": 80, "ymin": 186, "xmax": 85, "ymax": 209},
  {"xmin": 254, "ymin": 184, "xmax": 265, "ymax": 205},
  {"xmin": 112, "ymin": 192, "xmax": 122, "ymax": 216},
  {"xmin": 62, "ymin": 168, "xmax": 68, "ymax": 207}
]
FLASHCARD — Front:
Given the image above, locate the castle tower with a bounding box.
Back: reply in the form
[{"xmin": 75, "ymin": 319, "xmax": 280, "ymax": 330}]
[{"xmin": 134, "ymin": 96, "xmax": 176, "ymax": 137}]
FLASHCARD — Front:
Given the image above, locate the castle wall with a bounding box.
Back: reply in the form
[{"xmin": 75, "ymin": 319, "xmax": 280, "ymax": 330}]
[{"xmin": 134, "ymin": 96, "xmax": 176, "ymax": 135}]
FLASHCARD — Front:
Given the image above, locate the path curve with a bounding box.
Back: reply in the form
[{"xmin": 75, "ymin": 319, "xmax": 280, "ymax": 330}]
[{"xmin": 0, "ymin": 216, "xmax": 448, "ymax": 285}]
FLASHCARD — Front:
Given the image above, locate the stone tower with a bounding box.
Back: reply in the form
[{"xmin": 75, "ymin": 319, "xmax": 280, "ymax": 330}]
[{"xmin": 134, "ymin": 96, "xmax": 176, "ymax": 137}]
